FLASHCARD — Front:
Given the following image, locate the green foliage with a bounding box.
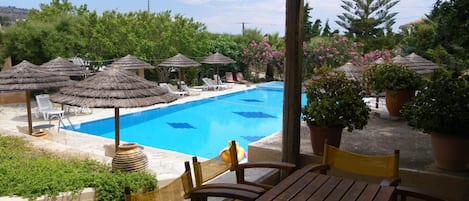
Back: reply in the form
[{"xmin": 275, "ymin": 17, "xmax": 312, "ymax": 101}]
[
  {"xmin": 364, "ymin": 63, "xmax": 423, "ymax": 91},
  {"xmin": 302, "ymin": 70, "xmax": 370, "ymax": 132},
  {"xmin": 0, "ymin": 135, "xmax": 157, "ymax": 201},
  {"xmin": 336, "ymin": 0, "xmax": 399, "ymax": 39},
  {"xmin": 0, "ymin": 0, "xmax": 211, "ymax": 72},
  {"xmin": 402, "ymin": 70, "xmax": 469, "ymax": 136}
]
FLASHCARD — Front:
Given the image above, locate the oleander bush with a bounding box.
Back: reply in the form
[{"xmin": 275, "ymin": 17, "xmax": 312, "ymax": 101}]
[{"xmin": 0, "ymin": 135, "xmax": 157, "ymax": 201}]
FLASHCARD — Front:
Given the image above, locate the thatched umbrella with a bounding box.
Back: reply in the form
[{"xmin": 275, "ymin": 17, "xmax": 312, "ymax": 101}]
[
  {"xmin": 40, "ymin": 57, "xmax": 89, "ymax": 77},
  {"xmin": 200, "ymin": 52, "xmax": 236, "ymax": 82},
  {"xmin": 391, "ymin": 55, "xmax": 411, "ymax": 66},
  {"xmin": 334, "ymin": 62, "xmax": 364, "ymax": 81},
  {"xmin": 111, "ymin": 54, "xmax": 154, "ymax": 78},
  {"xmin": 0, "ymin": 60, "xmax": 72, "ymax": 135},
  {"xmin": 158, "ymin": 53, "xmax": 201, "ymax": 82},
  {"xmin": 405, "ymin": 53, "xmax": 439, "ymax": 74},
  {"xmin": 50, "ymin": 66, "xmax": 178, "ymax": 150},
  {"xmin": 111, "ymin": 54, "xmax": 154, "ymax": 70}
]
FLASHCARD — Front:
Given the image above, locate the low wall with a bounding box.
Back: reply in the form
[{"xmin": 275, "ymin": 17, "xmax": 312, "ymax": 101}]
[{"xmin": 0, "ymin": 91, "xmax": 26, "ymax": 104}]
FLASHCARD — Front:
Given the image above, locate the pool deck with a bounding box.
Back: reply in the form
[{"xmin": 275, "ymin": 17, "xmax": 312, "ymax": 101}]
[{"xmin": 0, "ymin": 83, "xmax": 256, "ymax": 181}]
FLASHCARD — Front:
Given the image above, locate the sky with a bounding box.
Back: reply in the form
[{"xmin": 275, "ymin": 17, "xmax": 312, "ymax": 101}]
[{"xmin": 1, "ymin": 0, "xmax": 436, "ymax": 36}]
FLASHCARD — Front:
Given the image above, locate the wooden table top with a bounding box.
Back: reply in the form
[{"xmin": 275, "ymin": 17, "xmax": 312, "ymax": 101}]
[{"xmin": 256, "ymin": 166, "xmax": 395, "ymax": 201}]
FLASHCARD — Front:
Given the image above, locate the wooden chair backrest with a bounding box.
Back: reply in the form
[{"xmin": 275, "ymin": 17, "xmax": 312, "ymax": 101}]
[
  {"xmin": 323, "ymin": 144, "xmax": 399, "ymax": 178},
  {"xmin": 124, "ymin": 161, "xmax": 193, "ymax": 201},
  {"xmin": 192, "ymin": 140, "xmax": 238, "ymax": 187}
]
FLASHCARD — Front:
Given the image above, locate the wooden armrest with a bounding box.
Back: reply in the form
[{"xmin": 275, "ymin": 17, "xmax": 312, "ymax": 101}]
[
  {"xmin": 395, "ymin": 186, "xmax": 447, "ymax": 201},
  {"xmin": 237, "ymin": 161, "xmax": 296, "ymax": 172},
  {"xmin": 309, "ymin": 164, "xmax": 329, "ymax": 174},
  {"xmin": 190, "ymin": 187, "xmax": 260, "ymax": 201},
  {"xmin": 200, "ymin": 183, "xmax": 265, "ymax": 194},
  {"xmin": 380, "ymin": 177, "xmax": 401, "ymax": 186}
]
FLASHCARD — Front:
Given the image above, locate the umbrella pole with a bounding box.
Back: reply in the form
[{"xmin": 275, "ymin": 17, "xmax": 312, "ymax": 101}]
[
  {"xmin": 115, "ymin": 107, "xmax": 120, "ymax": 151},
  {"xmin": 26, "ymin": 90, "xmax": 33, "ymax": 135}
]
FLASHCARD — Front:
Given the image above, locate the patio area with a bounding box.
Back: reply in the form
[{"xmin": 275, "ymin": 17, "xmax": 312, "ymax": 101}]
[{"xmin": 0, "ymin": 85, "xmax": 467, "ymax": 201}]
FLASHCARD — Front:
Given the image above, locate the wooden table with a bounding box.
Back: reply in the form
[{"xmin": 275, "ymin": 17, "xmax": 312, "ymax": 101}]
[{"xmin": 256, "ymin": 166, "xmax": 395, "ymax": 201}]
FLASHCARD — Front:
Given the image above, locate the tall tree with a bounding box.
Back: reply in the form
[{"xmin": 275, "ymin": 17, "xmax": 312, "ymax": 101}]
[
  {"xmin": 303, "ymin": 3, "xmax": 314, "ymax": 42},
  {"xmin": 430, "ymin": 0, "xmax": 468, "ymax": 65},
  {"xmin": 336, "ymin": 0, "xmax": 399, "ymax": 39}
]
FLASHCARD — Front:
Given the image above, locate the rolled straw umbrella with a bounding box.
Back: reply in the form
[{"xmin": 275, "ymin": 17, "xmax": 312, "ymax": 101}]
[
  {"xmin": 40, "ymin": 57, "xmax": 89, "ymax": 77},
  {"xmin": 0, "ymin": 60, "xmax": 72, "ymax": 135},
  {"xmin": 158, "ymin": 53, "xmax": 201, "ymax": 82},
  {"xmin": 50, "ymin": 66, "xmax": 178, "ymax": 150},
  {"xmin": 334, "ymin": 62, "xmax": 364, "ymax": 81},
  {"xmin": 200, "ymin": 52, "xmax": 236, "ymax": 82},
  {"xmin": 405, "ymin": 53, "xmax": 439, "ymax": 74}
]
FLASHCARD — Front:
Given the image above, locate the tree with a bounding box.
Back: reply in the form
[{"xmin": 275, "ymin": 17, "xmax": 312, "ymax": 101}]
[
  {"xmin": 336, "ymin": 0, "xmax": 399, "ymax": 39},
  {"xmin": 303, "ymin": 3, "xmax": 314, "ymax": 42},
  {"xmin": 429, "ymin": 0, "xmax": 468, "ymax": 70}
]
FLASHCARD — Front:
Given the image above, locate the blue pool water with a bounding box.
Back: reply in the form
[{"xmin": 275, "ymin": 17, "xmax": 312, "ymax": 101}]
[{"xmin": 65, "ymin": 82, "xmax": 306, "ymax": 158}]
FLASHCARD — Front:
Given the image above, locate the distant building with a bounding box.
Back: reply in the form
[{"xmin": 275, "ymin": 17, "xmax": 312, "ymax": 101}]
[{"xmin": 398, "ymin": 17, "xmax": 428, "ymax": 33}]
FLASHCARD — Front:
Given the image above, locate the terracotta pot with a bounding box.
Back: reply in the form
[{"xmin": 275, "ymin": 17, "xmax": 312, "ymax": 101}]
[
  {"xmin": 112, "ymin": 143, "xmax": 148, "ymax": 172},
  {"xmin": 385, "ymin": 89, "xmax": 415, "ymax": 116},
  {"xmin": 431, "ymin": 133, "xmax": 469, "ymax": 171},
  {"xmin": 308, "ymin": 123, "xmax": 343, "ymax": 156}
]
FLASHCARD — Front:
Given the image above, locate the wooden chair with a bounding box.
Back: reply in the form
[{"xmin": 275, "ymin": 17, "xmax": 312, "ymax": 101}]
[
  {"xmin": 124, "ymin": 161, "xmax": 264, "ymax": 201},
  {"xmin": 192, "ymin": 140, "xmax": 296, "ymax": 190},
  {"xmin": 311, "ymin": 144, "xmax": 401, "ymax": 186},
  {"xmin": 394, "ymin": 186, "xmax": 448, "ymax": 201}
]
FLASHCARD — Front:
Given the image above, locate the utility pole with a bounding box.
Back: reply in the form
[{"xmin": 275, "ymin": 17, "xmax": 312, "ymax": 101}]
[
  {"xmin": 147, "ymin": 0, "xmax": 150, "ymax": 13},
  {"xmin": 242, "ymin": 22, "xmax": 245, "ymax": 36}
]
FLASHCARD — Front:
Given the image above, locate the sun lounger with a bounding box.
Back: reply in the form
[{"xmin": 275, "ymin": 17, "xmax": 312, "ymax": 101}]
[
  {"xmin": 178, "ymin": 81, "xmax": 202, "ymax": 95},
  {"xmin": 214, "ymin": 74, "xmax": 234, "ymax": 89},
  {"xmin": 35, "ymin": 94, "xmax": 64, "ymax": 120},
  {"xmin": 202, "ymin": 78, "xmax": 226, "ymax": 90},
  {"xmin": 225, "ymin": 72, "xmax": 236, "ymax": 83},
  {"xmin": 235, "ymin": 72, "xmax": 250, "ymax": 84},
  {"xmin": 160, "ymin": 83, "xmax": 188, "ymax": 97}
]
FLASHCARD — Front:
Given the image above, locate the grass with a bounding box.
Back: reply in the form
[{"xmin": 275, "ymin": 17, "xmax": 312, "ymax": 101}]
[{"xmin": 0, "ymin": 135, "xmax": 157, "ymax": 201}]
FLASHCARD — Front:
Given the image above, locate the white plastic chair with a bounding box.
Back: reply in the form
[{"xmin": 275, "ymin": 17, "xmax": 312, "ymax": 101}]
[{"xmin": 35, "ymin": 94, "xmax": 64, "ymax": 120}]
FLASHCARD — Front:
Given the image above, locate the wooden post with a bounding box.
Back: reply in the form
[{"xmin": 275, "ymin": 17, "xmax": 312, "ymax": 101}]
[
  {"xmin": 115, "ymin": 107, "xmax": 120, "ymax": 151},
  {"xmin": 26, "ymin": 90, "xmax": 33, "ymax": 135},
  {"xmin": 282, "ymin": 0, "xmax": 304, "ymax": 165}
]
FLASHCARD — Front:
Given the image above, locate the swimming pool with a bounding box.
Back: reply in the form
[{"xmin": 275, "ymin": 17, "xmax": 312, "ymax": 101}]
[{"xmin": 65, "ymin": 82, "xmax": 306, "ymax": 158}]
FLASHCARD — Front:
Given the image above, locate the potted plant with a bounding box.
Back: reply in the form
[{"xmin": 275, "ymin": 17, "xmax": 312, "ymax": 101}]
[
  {"xmin": 302, "ymin": 70, "xmax": 370, "ymax": 155},
  {"xmin": 364, "ymin": 63, "xmax": 423, "ymax": 116},
  {"xmin": 402, "ymin": 70, "xmax": 469, "ymax": 171}
]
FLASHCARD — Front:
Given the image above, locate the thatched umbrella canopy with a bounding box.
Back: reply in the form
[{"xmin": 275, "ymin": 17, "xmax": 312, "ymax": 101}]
[
  {"xmin": 334, "ymin": 62, "xmax": 364, "ymax": 81},
  {"xmin": 40, "ymin": 57, "xmax": 89, "ymax": 77},
  {"xmin": 158, "ymin": 53, "xmax": 201, "ymax": 82},
  {"xmin": 0, "ymin": 60, "xmax": 72, "ymax": 135},
  {"xmin": 200, "ymin": 52, "xmax": 236, "ymax": 81},
  {"xmin": 50, "ymin": 66, "xmax": 178, "ymax": 150},
  {"xmin": 391, "ymin": 55, "xmax": 411, "ymax": 66},
  {"xmin": 405, "ymin": 53, "xmax": 439, "ymax": 74},
  {"xmin": 111, "ymin": 54, "xmax": 155, "ymax": 70}
]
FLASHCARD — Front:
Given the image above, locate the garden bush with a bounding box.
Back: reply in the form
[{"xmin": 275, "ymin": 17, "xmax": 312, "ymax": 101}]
[{"xmin": 0, "ymin": 135, "xmax": 157, "ymax": 201}]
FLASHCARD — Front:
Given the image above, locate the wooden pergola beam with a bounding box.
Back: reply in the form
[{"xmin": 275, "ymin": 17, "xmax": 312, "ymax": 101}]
[{"xmin": 282, "ymin": 0, "xmax": 304, "ymax": 165}]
